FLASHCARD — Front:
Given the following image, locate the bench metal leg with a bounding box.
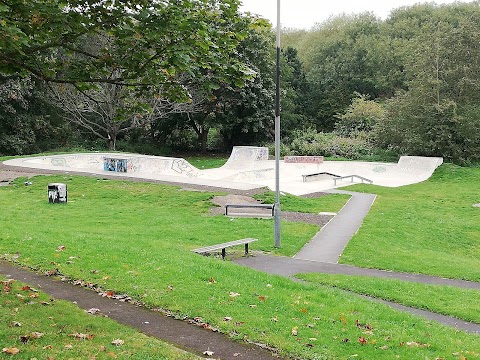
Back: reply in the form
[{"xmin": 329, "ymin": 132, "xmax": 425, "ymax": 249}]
[
  {"xmin": 222, "ymin": 248, "xmax": 226, "ymax": 259},
  {"xmin": 245, "ymin": 243, "xmax": 249, "ymax": 255}
]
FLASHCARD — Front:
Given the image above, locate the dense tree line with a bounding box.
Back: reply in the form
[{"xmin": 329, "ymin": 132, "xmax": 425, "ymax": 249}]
[
  {"xmin": 1, "ymin": 1, "xmax": 479, "ymax": 164},
  {"xmin": 283, "ymin": 1, "xmax": 480, "ymax": 164}
]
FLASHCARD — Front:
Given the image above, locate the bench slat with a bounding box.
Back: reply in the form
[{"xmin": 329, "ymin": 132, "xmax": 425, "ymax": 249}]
[
  {"xmin": 193, "ymin": 238, "xmax": 257, "ymax": 255},
  {"xmin": 225, "ymin": 204, "xmax": 275, "ymax": 217}
]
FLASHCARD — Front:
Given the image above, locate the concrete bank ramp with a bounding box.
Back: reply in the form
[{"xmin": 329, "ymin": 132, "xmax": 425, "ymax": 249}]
[
  {"xmin": 222, "ymin": 146, "xmax": 269, "ymax": 170},
  {"xmin": 5, "ymin": 153, "xmax": 201, "ymax": 178},
  {"xmin": 3, "ymin": 151, "xmax": 444, "ymax": 195}
]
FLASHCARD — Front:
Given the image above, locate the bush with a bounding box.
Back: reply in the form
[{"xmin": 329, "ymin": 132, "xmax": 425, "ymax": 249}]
[{"xmin": 264, "ymin": 128, "xmax": 378, "ymax": 160}]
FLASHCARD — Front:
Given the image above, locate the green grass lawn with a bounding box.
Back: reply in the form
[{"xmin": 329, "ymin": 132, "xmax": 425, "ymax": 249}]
[
  {"xmin": 297, "ymin": 273, "xmax": 480, "ymax": 324},
  {"xmin": 340, "ymin": 164, "xmax": 480, "ymax": 282},
  {"xmin": 184, "ymin": 155, "xmax": 228, "ymax": 169},
  {"xmin": 0, "ymin": 167, "xmax": 479, "ymax": 359},
  {"xmin": 254, "ymin": 191, "xmax": 350, "ymax": 213},
  {"xmin": 0, "ymin": 277, "xmax": 200, "ymax": 359}
]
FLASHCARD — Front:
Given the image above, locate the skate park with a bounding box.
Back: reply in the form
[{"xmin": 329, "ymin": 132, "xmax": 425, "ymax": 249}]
[{"xmin": 3, "ymin": 146, "xmax": 443, "ymax": 195}]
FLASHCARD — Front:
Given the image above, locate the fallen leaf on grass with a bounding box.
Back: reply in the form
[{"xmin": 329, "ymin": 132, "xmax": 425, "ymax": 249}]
[
  {"xmin": 209, "ymin": 277, "xmax": 216, "ymax": 284},
  {"xmin": 358, "ymin": 337, "xmax": 368, "ymax": 345},
  {"xmin": 9, "ymin": 321, "xmax": 21, "ymax": 327},
  {"xmin": 2, "ymin": 347, "xmax": 20, "ymax": 355},
  {"xmin": 259, "ymin": 295, "xmax": 266, "ymax": 302},
  {"xmin": 291, "ymin": 326, "xmax": 298, "ymax": 336},
  {"xmin": 30, "ymin": 332, "xmax": 44, "ymax": 339},
  {"xmin": 69, "ymin": 332, "xmax": 94, "ymax": 340},
  {"xmin": 111, "ymin": 339, "xmax": 124, "ymax": 346},
  {"xmin": 229, "ymin": 292, "xmax": 240, "ymax": 298},
  {"xmin": 45, "ymin": 269, "xmax": 59, "ymax": 277},
  {"xmin": 223, "ymin": 317, "xmax": 232, "ymax": 322},
  {"xmin": 64, "ymin": 344, "xmax": 73, "ymax": 349},
  {"xmin": 56, "ymin": 245, "xmax": 66, "ymax": 251},
  {"xmin": 406, "ymin": 341, "xmax": 430, "ymax": 348},
  {"xmin": 356, "ymin": 320, "xmax": 372, "ymax": 331}
]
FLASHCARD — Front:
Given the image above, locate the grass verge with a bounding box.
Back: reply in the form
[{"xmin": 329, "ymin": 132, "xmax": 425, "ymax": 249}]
[
  {"xmin": 340, "ymin": 164, "xmax": 480, "ymax": 281},
  {"xmin": 254, "ymin": 191, "xmax": 350, "ymax": 213},
  {"xmin": 0, "ymin": 277, "xmax": 199, "ymax": 359},
  {"xmin": 297, "ymin": 273, "xmax": 480, "ymax": 324}
]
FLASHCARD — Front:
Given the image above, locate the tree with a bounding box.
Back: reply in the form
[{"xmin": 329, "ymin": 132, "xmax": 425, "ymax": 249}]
[
  {"xmin": 154, "ymin": 16, "xmax": 276, "ymax": 152},
  {"xmin": 3, "ymin": 0, "xmax": 259, "ymax": 150},
  {"xmin": 1, "ymin": 0, "xmax": 253, "ymax": 101},
  {"xmin": 0, "ymin": 75, "xmax": 67, "ymax": 155},
  {"xmin": 279, "ymin": 47, "xmax": 314, "ymax": 138},
  {"xmin": 296, "ymin": 13, "xmax": 401, "ymax": 131},
  {"xmin": 376, "ymin": 2, "xmax": 480, "ymax": 163},
  {"xmin": 335, "ymin": 94, "xmax": 385, "ymax": 138}
]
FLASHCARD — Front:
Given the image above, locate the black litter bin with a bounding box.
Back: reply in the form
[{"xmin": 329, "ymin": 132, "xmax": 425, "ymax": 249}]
[{"xmin": 48, "ymin": 183, "xmax": 67, "ymax": 203}]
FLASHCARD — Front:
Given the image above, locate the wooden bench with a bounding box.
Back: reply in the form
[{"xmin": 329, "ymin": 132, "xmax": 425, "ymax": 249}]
[
  {"xmin": 192, "ymin": 238, "xmax": 258, "ymax": 259},
  {"xmin": 225, "ymin": 203, "xmax": 275, "ymax": 217}
]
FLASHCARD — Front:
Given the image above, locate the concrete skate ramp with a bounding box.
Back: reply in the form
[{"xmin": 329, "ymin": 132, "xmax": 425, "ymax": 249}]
[
  {"xmin": 3, "ymin": 151, "xmax": 444, "ymax": 195},
  {"xmin": 222, "ymin": 146, "xmax": 269, "ymax": 170},
  {"xmin": 5, "ymin": 153, "xmax": 200, "ymax": 178}
]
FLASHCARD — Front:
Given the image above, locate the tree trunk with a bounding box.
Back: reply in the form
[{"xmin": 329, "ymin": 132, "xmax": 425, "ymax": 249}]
[
  {"xmin": 199, "ymin": 127, "xmax": 209, "ymax": 154},
  {"xmin": 108, "ymin": 134, "xmax": 116, "ymax": 151}
]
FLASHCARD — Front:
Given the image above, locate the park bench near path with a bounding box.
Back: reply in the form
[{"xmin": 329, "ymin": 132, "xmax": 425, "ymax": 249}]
[
  {"xmin": 225, "ymin": 203, "xmax": 275, "ymax": 217},
  {"xmin": 193, "ymin": 238, "xmax": 258, "ymax": 259}
]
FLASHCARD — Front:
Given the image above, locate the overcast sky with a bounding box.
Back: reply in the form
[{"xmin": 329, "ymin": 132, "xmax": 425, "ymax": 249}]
[{"xmin": 239, "ymin": 0, "xmax": 473, "ymax": 29}]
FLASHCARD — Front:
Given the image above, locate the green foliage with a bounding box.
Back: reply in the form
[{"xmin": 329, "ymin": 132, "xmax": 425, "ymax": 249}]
[
  {"xmin": 283, "ymin": 128, "xmax": 372, "ymax": 159},
  {"xmin": 0, "ymin": 76, "xmax": 71, "ymax": 155},
  {"xmin": 291, "ymin": 13, "xmax": 400, "ymax": 130},
  {"xmin": 341, "ymin": 164, "xmax": 480, "ymax": 281},
  {"xmin": 335, "ymin": 94, "xmax": 386, "ymax": 138}
]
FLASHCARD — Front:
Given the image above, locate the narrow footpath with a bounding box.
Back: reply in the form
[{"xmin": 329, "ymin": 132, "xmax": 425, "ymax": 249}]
[{"xmin": 294, "ymin": 190, "xmax": 377, "ymax": 263}]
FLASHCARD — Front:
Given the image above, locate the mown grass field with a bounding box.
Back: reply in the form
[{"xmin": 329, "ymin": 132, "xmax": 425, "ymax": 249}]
[
  {"xmin": 340, "ymin": 164, "xmax": 480, "ymax": 282},
  {"xmin": 0, "ymin": 161, "xmax": 479, "ymax": 359},
  {"xmin": 297, "ymin": 273, "xmax": 480, "ymax": 324}
]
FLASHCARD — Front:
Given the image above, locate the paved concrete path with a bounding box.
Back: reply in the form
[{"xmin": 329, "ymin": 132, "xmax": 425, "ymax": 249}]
[{"xmin": 294, "ymin": 190, "xmax": 376, "ymax": 263}]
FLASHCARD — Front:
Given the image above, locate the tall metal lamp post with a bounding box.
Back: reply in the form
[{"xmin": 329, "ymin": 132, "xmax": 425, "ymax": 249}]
[{"xmin": 274, "ymin": 0, "xmax": 281, "ymax": 248}]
